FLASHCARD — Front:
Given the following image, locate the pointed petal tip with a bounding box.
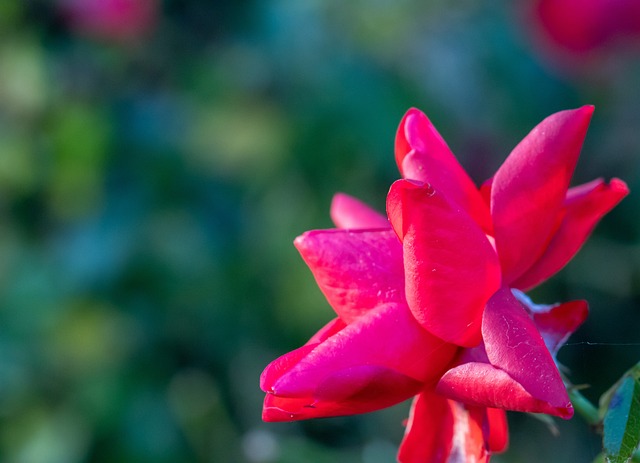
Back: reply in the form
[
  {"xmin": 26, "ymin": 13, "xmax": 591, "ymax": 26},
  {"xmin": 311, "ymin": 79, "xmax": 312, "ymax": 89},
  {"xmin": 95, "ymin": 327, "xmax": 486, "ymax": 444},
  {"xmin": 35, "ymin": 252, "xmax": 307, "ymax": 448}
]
[
  {"xmin": 491, "ymin": 105, "xmax": 597, "ymax": 282},
  {"xmin": 400, "ymin": 108, "xmax": 427, "ymax": 128},
  {"xmin": 565, "ymin": 104, "xmax": 594, "ymax": 125},
  {"xmin": 293, "ymin": 232, "xmax": 310, "ymax": 253},
  {"xmin": 330, "ymin": 192, "xmax": 390, "ymax": 229},
  {"xmin": 558, "ymin": 402, "xmax": 574, "ymax": 420},
  {"xmin": 610, "ymin": 177, "xmax": 630, "ymax": 195},
  {"xmin": 403, "ymin": 107, "xmax": 424, "ymax": 119},
  {"xmin": 579, "ymin": 104, "xmax": 595, "ymax": 114},
  {"xmin": 563, "ymin": 105, "xmax": 594, "ymax": 122},
  {"xmin": 293, "ymin": 229, "xmax": 335, "ymax": 253}
]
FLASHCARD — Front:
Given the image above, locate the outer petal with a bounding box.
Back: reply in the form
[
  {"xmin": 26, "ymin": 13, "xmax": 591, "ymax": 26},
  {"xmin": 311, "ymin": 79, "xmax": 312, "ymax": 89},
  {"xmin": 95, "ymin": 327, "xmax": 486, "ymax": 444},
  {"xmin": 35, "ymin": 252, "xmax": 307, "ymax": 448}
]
[
  {"xmin": 261, "ymin": 303, "xmax": 457, "ymax": 421},
  {"xmin": 482, "ymin": 288, "xmax": 572, "ymax": 417},
  {"xmin": 438, "ymin": 288, "xmax": 573, "ymax": 418},
  {"xmin": 512, "ymin": 290, "xmax": 588, "ymax": 356},
  {"xmin": 512, "ymin": 177, "xmax": 629, "ymax": 290},
  {"xmin": 485, "ymin": 408, "xmax": 509, "ymax": 453},
  {"xmin": 398, "ymin": 390, "xmax": 490, "ymax": 463},
  {"xmin": 260, "ymin": 319, "xmax": 346, "ymax": 395},
  {"xmin": 398, "ymin": 392, "xmax": 453, "ymax": 463},
  {"xmin": 437, "ymin": 362, "xmax": 572, "ymax": 418},
  {"xmin": 330, "ymin": 193, "xmax": 390, "ymax": 229},
  {"xmin": 387, "ymin": 180, "xmax": 502, "ymax": 347},
  {"xmin": 491, "ymin": 106, "xmax": 594, "ymax": 283},
  {"xmin": 532, "ymin": 300, "xmax": 588, "ymax": 356},
  {"xmin": 263, "ymin": 391, "xmax": 392, "ymax": 421},
  {"xmin": 294, "ymin": 229, "xmax": 404, "ymax": 323},
  {"xmin": 395, "ymin": 108, "xmax": 492, "ymax": 232},
  {"xmin": 306, "ymin": 317, "xmax": 347, "ymax": 344}
]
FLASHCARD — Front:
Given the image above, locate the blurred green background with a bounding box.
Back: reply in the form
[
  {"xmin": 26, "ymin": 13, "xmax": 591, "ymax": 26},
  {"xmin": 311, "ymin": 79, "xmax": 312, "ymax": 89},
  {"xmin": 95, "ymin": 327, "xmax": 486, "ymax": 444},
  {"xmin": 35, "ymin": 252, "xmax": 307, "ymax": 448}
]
[{"xmin": 0, "ymin": 1, "xmax": 638, "ymax": 462}]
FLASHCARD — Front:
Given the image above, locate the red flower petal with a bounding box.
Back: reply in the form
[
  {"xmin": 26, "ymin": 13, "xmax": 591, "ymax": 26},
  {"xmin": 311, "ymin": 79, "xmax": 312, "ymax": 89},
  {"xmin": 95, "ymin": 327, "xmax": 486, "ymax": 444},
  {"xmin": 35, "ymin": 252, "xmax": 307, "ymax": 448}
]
[
  {"xmin": 262, "ymin": 303, "xmax": 457, "ymax": 421},
  {"xmin": 482, "ymin": 288, "xmax": 572, "ymax": 417},
  {"xmin": 513, "ymin": 177, "xmax": 629, "ymax": 290},
  {"xmin": 260, "ymin": 343, "xmax": 318, "ymax": 393},
  {"xmin": 305, "ymin": 317, "xmax": 347, "ymax": 345},
  {"xmin": 330, "ymin": 193, "xmax": 390, "ymax": 229},
  {"xmin": 491, "ymin": 106, "xmax": 594, "ymax": 283},
  {"xmin": 486, "ymin": 408, "xmax": 509, "ymax": 453},
  {"xmin": 514, "ymin": 294, "xmax": 589, "ymax": 356},
  {"xmin": 387, "ymin": 180, "xmax": 502, "ymax": 347},
  {"xmin": 395, "ymin": 108, "xmax": 492, "ymax": 232},
  {"xmin": 398, "ymin": 390, "xmax": 490, "ymax": 463},
  {"xmin": 261, "ymin": 370, "xmax": 423, "ymax": 422},
  {"xmin": 398, "ymin": 392, "xmax": 454, "ymax": 463},
  {"xmin": 437, "ymin": 362, "xmax": 573, "ymax": 418},
  {"xmin": 262, "ymin": 363, "xmax": 425, "ymax": 422},
  {"xmin": 294, "ymin": 229, "xmax": 404, "ymax": 323}
]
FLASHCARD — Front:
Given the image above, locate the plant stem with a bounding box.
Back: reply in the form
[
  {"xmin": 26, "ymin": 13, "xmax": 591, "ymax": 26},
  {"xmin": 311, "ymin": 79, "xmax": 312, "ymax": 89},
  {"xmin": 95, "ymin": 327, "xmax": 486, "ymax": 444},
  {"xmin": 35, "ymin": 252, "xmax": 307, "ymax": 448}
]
[{"xmin": 569, "ymin": 388, "xmax": 601, "ymax": 427}]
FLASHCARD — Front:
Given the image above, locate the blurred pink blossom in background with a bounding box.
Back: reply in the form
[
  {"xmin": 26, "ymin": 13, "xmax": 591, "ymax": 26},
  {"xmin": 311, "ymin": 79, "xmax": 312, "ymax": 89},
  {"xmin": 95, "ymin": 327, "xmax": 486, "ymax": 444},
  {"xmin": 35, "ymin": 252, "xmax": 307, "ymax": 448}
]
[
  {"xmin": 58, "ymin": 0, "xmax": 158, "ymax": 43},
  {"xmin": 528, "ymin": 0, "xmax": 640, "ymax": 69}
]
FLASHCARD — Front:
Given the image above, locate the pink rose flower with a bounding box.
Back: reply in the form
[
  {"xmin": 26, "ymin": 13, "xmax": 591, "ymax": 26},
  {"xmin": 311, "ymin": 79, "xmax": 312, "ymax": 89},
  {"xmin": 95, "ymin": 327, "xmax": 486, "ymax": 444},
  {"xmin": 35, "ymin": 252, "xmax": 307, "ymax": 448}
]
[
  {"xmin": 400, "ymin": 293, "xmax": 587, "ymax": 462},
  {"xmin": 526, "ymin": 0, "xmax": 640, "ymax": 69},
  {"xmin": 387, "ymin": 105, "xmax": 626, "ymax": 341},
  {"xmin": 533, "ymin": 0, "xmax": 640, "ymax": 54},
  {"xmin": 58, "ymin": 0, "xmax": 158, "ymax": 43},
  {"xmin": 261, "ymin": 107, "xmax": 628, "ymax": 461}
]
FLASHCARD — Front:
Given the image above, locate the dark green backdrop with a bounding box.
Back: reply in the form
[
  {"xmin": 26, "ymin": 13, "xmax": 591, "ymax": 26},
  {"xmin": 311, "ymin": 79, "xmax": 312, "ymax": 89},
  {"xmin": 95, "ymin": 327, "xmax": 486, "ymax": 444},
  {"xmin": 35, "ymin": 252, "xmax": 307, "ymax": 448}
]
[{"xmin": 0, "ymin": 1, "xmax": 637, "ymax": 462}]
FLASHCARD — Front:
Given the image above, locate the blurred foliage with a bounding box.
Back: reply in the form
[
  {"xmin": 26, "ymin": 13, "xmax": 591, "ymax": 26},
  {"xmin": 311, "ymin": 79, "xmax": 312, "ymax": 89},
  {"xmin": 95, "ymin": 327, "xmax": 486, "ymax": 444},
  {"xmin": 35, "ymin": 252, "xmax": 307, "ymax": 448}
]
[{"xmin": 0, "ymin": 0, "xmax": 638, "ymax": 462}]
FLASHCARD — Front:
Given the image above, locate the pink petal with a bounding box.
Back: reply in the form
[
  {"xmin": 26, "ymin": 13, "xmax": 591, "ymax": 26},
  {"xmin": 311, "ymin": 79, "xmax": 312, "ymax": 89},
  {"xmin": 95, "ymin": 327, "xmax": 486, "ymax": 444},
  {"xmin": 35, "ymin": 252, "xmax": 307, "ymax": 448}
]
[
  {"xmin": 395, "ymin": 108, "xmax": 492, "ymax": 232},
  {"xmin": 398, "ymin": 390, "xmax": 490, "ymax": 463},
  {"xmin": 437, "ymin": 362, "xmax": 573, "ymax": 418},
  {"xmin": 482, "ymin": 287, "xmax": 572, "ymax": 417},
  {"xmin": 271, "ymin": 302, "xmax": 456, "ymax": 392},
  {"xmin": 260, "ymin": 318, "xmax": 345, "ymax": 394},
  {"xmin": 263, "ymin": 303, "xmax": 457, "ymax": 421},
  {"xmin": 387, "ymin": 180, "xmax": 502, "ymax": 347},
  {"xmin": 260, "ymin": 343, "xmax": 318, "ymax": 393},
  {"xmin": 398, "ymin": 392, "xmax": 454, "ymax": 463},
  {"xmin": 513, "ymin": 177, "xmax": 629, "ymax": 290},
  {"xmin": 294, "ymin": 229, "xmax": 404, "ymax": 323},
  {"xmin": 491, "ymin": 106, "xmax": 594, "ymax": 283},
  {"xmin": 330, "ymin": 193, "xmax": 390, "ymax": 229},
  {"xmin": 528, "ymin": 299, "xmax": 588, "ymax": 356},
  {"xmin": 306, "ymin": 317, "xmax": 347, "ymax": 344},
  {"xmin": 486, "ymin": 408, "xmax": 509, "ymax": 453},
  {"xmin": 262, "ymin": 390, "xmax": 412, "ymax": 422}
]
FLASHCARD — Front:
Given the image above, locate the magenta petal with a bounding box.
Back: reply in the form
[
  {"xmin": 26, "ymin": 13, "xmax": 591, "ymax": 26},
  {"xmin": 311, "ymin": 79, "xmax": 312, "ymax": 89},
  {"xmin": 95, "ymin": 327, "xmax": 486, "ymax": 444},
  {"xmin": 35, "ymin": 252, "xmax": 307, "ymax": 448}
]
[
  {"xmin": 330, "ymin": 193, "xmax": 390, "ymax": 229},
  {"xmin": 387, "ymin": 180, "xmax": 502, "ymax": 347},
  {"xmin": 306, "ymin": 317, "xmax": 347, "ymax": 344},
  {"xmin": 491, "ymin": 106, "xmax": 594, "ymax": 283},
  {"xmin": 437, "ymin": 362, "xmax": 573, "ymax": 418},
  {"xmin": 513, "ymin": 177, "xmax": 629, "ymax": 290},
  {"xmin": 294, "ymin": 229, "xmax": 404, "ymax": 323},
  {"xmin": 398, "ymin": 392, "xmax": 454, "ymax": 463},
  {"xmin": 261, "ymin": 387, "xmax": 418, "ymax": 422},
  {"xmin": 260, "ymin": 343, "xmax": 318, "ymax": 393},
  {"xmin": 481, "ymin": 288, "xmax": 572, "ymax": 416},
  {"xmin": 270, "ymin": 302, "xmax": 457, "ymax": 400},
  {"xmin": 399, "ymin": 390, "xmax": 490, "ymax": 463},
  {"xmin": 263, "ymin": 303, "xmax": 457, "ymax": 421},
  {"xmin": 395, "ymin": 108, "xmax": 492, "ymax": 232},
  {"xmin": 261, "ymin": 318, "xmax": 345, "ymax": 393},
  {"xmin": 486, "ymin": 408, "xmax": 509, "ymax": 453},
  {"xmin": 527, "ymin": 299, "xmax": 588, "ymax": 356}
]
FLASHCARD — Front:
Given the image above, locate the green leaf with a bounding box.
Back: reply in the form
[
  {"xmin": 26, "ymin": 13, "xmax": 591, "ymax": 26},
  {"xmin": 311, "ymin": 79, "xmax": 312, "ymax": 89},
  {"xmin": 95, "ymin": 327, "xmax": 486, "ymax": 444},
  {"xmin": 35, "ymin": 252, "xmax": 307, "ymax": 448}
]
[{"xmin": 602, "ymin": 363, "xmax": 640, "ymax": 463}]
